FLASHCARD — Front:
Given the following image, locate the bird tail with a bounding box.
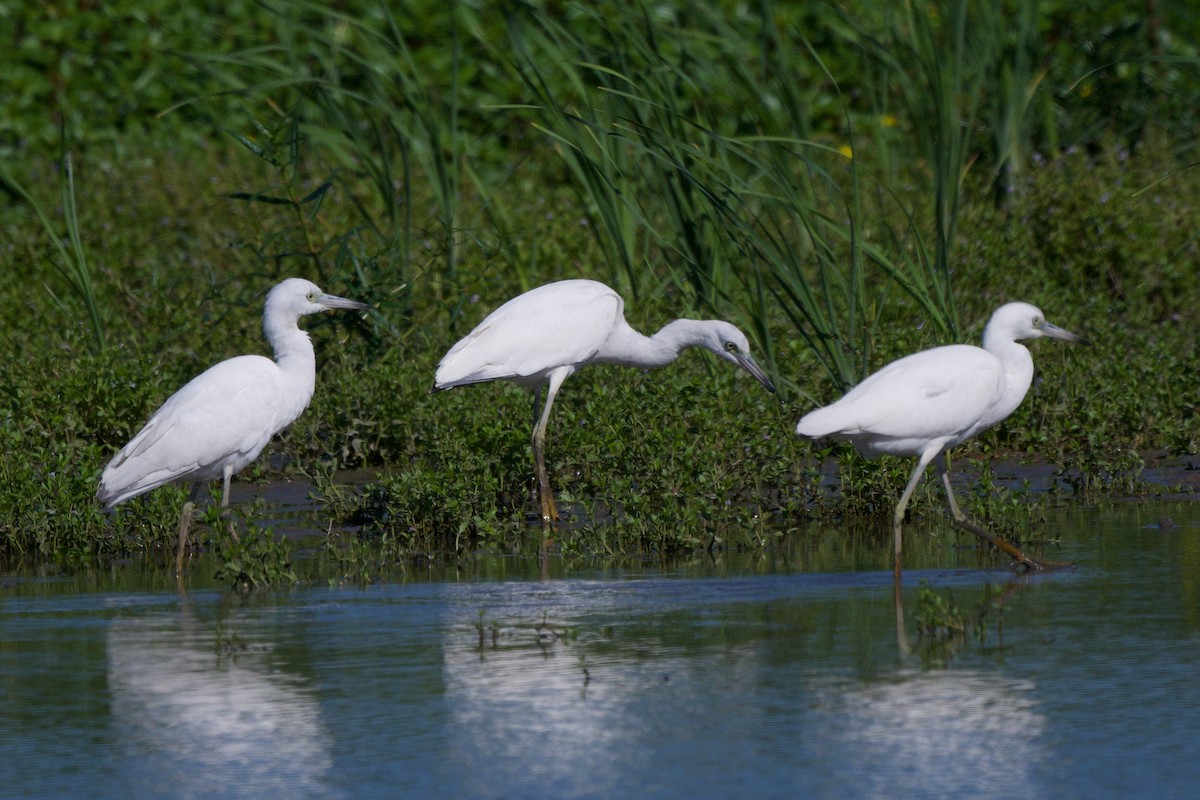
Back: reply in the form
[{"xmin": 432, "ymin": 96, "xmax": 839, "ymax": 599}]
[{"xmin": 795, "ymin": 406, "xmax": 842, "ymax": 439}]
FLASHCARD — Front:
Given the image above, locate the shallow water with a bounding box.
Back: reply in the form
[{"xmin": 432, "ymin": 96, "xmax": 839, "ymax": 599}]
[{"xmin": 3, "ymin": 501, "xmax": 1200, "ymax": 799}]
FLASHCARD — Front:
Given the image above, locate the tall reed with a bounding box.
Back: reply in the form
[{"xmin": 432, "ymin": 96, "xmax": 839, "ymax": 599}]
[
  {"xmin": 0, "ymin": 153, "xmax": 104, "ymax": 350},
  {"xmin": 833, "ymin": 0, "xmax": 1063, "ymax": 330},
  {"xmin": 185, "ymin": 0, "xmax": 472, "ymax": 308},
  {"xmin": 503, "ymin": 1, "xmax": 953, "ymax": 393},
  {"xmin": 182, "ymin": 0, "xmax": 1094, "ymax": 394}
]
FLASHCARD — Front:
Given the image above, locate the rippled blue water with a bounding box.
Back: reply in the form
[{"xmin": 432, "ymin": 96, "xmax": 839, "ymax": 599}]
[{"xmin": 3, "ymin": 502, "xmax": 1200, "ymax": 799}]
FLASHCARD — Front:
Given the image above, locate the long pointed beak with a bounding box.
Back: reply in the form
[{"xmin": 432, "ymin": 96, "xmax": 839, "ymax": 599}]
[
  {"xmin": 735, "ymin": 352, "xmax": 777, "ymax": 393},
  {"xmin": 318, "ymin": 293, "xmax": 370, "ymax": 312},
  {"xmin": 1040, "ymin": 320, "xmax": 1089, "ymax": 345}
]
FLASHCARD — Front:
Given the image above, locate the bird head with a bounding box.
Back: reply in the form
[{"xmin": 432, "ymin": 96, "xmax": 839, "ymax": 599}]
[
  {"xmin": 266, "ymin": 278, "xmax": 370, "ymax": 319},
  {"xmin": 704, "ymin": 321, "xmax": 777, "ymax": 393},
  {"xmin": 986, "ymin": 302, "xmax": 1089, "ymax": 347}
]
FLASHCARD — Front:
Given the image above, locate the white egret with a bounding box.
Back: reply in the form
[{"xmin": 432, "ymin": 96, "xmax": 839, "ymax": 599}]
[
  {"xmin": 796, "ymin": 302, "xmax": 1086, "ymax": 579},
  {"xmin": 97, "ymin": 278, "xmax": 369, "ymax": 573},
  {"xmin": 433, "ymin": 279, "xmax": 776, "ymax": 524}
]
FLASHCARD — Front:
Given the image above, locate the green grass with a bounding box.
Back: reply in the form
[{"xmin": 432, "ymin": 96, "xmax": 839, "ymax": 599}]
[{"xmin": 0, "ymin": 0, "xmax": 1197, "ymax": 576}]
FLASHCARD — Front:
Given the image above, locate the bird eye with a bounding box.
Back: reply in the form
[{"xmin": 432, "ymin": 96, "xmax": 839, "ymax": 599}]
[
  {"xmin": 724, "ymin": 341, "xmax": 738, "ymax": 353},
  {"xmin": 307, "ymin": 292, "xmax": 317, "ymax": 302}
]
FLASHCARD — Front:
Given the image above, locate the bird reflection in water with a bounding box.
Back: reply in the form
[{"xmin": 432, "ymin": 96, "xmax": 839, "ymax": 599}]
[{"xmin": 105, "ymin": 591, "xmax": 338, "ymax": 799}]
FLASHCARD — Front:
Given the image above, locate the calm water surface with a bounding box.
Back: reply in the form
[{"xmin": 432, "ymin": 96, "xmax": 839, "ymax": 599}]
[{"xmin": 3, "ymin": 501, "xmax": 1200, "ymax": 799}]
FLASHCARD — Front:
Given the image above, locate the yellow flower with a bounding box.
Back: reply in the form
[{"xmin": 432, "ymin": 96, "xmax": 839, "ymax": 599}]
[
  {"xmin": 881, "ymin": 113, "xmax": 897, "ymax": 128},
  {"xmin": 838, "ymin": 144, "xmax": 854, "ymax": 160}
]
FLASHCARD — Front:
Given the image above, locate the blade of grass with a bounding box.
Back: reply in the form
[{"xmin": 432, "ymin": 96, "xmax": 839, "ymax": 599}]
[{"xmin": 0, "ymin": 153, "xmax": 104, "ymax": 350}]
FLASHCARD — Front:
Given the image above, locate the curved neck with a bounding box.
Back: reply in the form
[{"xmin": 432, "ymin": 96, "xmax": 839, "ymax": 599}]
[
  {"xmin": 264, "ymin": 313, "xmax": 317, "ymax": 419},
  {"xmin": 265, "ymin": 313, "xmax": 315, "ymax": 364},
  {"xmin": 982, "ymin": 330, "xmax": 1035, "ymax": 416},
  {"xmin": 596, "ymin": 318, "xmax": 708, "ymax": 369}
]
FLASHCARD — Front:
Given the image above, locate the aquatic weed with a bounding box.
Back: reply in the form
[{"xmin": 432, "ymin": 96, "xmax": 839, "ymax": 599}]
[
  {"xmin": 213, "ymin": 518, "xmax": 297, "ymax": 592},
  {"xmin": 914, "ymin": 580, "xmax": 1010, "ymax": 666}
]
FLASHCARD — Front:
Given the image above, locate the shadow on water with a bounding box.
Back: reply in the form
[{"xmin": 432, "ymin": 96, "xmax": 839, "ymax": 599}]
[{"xmin": 3, "ymin": 496, "xmax": 1200, "ymax": 798}]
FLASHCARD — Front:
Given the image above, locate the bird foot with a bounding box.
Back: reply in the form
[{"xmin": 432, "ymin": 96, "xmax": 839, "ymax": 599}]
[
  {"xmin": 953, "ymin": 515, "xmax": 1073, "ymax": 573},
  {"xmin": 539, "ymin": 500, "xmax": 560, "ymax": 528},
  {"xmin": 537, "ymin": 484, "xmax": 560, "ymax": 528},
  {"xmin": 1013, "ymin": 554, "xmax": 1076, "ymax": 573}
]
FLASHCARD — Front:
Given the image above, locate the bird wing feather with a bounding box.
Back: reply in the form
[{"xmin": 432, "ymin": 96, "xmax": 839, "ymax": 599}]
[
  {"xmin": 99, "ymin": 356, "xmax": 285, "ymax": 504},
  {"xmin": 435, "ymin": 281, "xmax": 623, "ymax": 387},
  {"xmin": 799, "ymin": 345, "xmax": 1003, "ymax": 442}
]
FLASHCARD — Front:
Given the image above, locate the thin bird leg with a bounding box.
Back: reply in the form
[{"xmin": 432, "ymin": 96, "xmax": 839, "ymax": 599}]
[
  {"xmin": 530, "ymin": 383, "xmax": 543, "ymax": 434},
  {"xmin": 893, "ymin": 578, "xmax": 910, "ymax": 657},
  {"xmin": 528, "ymin": 386, "xmax": 547, "ymax": 520},
  {"xmin": 936, "ymin": 452, "xmax": 1045, "ymax": 571},
  {"xmin": 220, "ymin": 463, "xmax": 239, "ymax": 543},
  {"xmin": 176, "ymin": 482, "xmax": 203, "ymax": 575},
  {"xmin": 892, "ymin": 448, "xmax": 940, "ymax": 583},
  {"xmin": 532, "ymin": 371, "xmax": 568, "ymax": 526}
]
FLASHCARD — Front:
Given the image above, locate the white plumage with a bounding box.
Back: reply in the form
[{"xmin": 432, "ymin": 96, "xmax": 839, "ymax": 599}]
[
  {"xmin": 435, "ymin": 279, "xmax": 776, "ymax": 523},
  {"xmin": 98, "ymin": 278, "xmax": 368, "ymax": 572},
  {"xmin": 797, "ymin": 302, "xmax": 1086, "ymax": 578}
]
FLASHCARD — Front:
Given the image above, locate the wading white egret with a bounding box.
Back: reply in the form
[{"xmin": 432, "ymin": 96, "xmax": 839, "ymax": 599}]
[
  {"xmin": 433, "ymin": 279, "xmax": 776, "ymax": 524},
  {"xmin": 795, "ymin": 302, "xmax": 1086, "ymax": 579},
  {"xmin": 97, "ymin": 278, "xmax": 369, "ymax": 573}
]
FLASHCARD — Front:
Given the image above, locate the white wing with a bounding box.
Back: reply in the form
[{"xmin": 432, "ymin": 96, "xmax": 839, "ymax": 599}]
[
  {"xmin": 98, "ymin": 355, "xmax": 287, "ymax": 506},
  {"xmin": 798, "ymin": 345, "xmax": 1004, "ymax": 452},
  {"xmin": 435, "ymin": 280, "xmax": 624, "ymax": 388}
]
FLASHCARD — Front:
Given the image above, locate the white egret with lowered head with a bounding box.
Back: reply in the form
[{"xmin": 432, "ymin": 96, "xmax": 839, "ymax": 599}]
[
  {"xmin": 97, "ymin": 278, "xmax": 369, "ymax": 573},
  {"xmin": 796, "ymin": 302, "xmax": 1086, "ymax": 580},
  {"xmin": 433, "ymin": 279, "xmax": 776, "ymax": 524}
]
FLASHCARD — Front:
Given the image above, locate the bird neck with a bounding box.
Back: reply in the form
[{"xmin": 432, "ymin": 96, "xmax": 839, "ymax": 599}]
[
  {"xmin": 982, "ymin": 330, "xmax": 1035, "ymax": 411},
  {"xmin": 265, "ymin": 317, "xmax": 318, "ymax": 387},
  {"xmin": 597, "ymin": 318, "xmax": 709, "ymax": 369}
]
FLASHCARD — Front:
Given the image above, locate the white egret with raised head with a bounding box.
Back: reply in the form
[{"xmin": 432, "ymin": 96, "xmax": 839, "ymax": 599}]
[
  {"xmin": 796, "ymin": 302, "xmax": 1086, "ymax": 580},
  {"xmin": 98, "ymin": 278, "xmax": 369, "ymax": 573}
]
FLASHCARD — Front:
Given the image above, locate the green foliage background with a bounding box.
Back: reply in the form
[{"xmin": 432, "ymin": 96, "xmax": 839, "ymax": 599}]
[{"xmin": 0, "ymin": 0, "xmax": 1197, "ymax": 571}]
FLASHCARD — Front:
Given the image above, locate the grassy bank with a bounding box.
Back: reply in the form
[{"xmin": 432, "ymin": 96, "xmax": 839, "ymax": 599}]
[{"xmin": 1, "ymin": 1, "xmax": 1197, "ymax": 576}]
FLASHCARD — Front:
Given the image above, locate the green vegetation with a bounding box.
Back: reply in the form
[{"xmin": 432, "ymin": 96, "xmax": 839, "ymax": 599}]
[
  {"xmin": 1, "ymin": 0, "xmax": 1197, "ymax": 582},
  {"xmin": 913, "ymin": 580, "xmax": 1008, "ymax": 666}
]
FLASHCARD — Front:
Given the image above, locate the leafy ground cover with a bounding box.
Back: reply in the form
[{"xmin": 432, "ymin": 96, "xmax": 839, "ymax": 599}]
[{"xmin": 0, "ymin": 1, "xmax": 1196, "ymax": 578}]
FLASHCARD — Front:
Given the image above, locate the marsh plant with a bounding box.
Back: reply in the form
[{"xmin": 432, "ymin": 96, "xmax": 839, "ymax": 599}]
[
  {"xmin": 0, "ymin": 1, "xmax": 1196, "ymax": 571},
  {"xmin": 213, "ymin": 517, "xmax": 298, "ymax": 591},
  {"xmin": 914, "ymin": 581, "xmax": 1008, "ymax": 666},
  {"xmin": 0, "ymin": 154, "xmax": 104, "ymax": 349}
]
